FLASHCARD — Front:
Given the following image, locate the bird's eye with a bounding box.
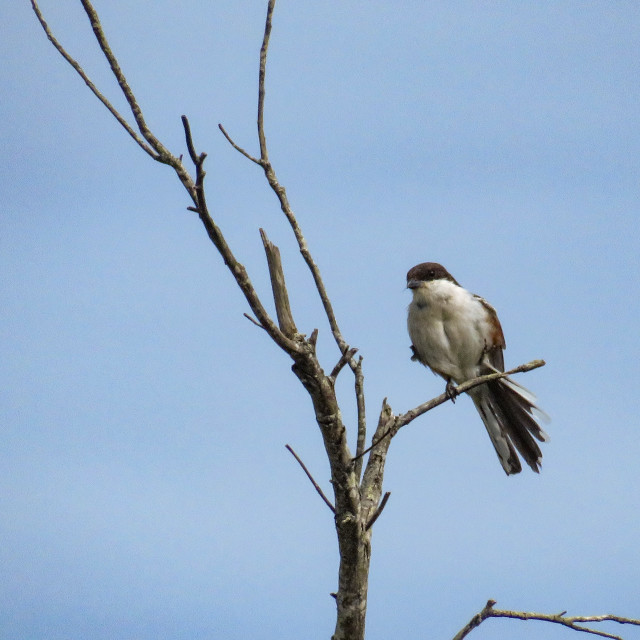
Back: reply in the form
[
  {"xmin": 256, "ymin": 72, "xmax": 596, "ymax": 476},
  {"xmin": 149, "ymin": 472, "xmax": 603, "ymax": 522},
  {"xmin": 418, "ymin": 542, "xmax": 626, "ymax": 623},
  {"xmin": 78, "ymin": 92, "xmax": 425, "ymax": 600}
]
[{"xmin": 428, "ymin": 270, "xmax": 435, "ymax": 278}]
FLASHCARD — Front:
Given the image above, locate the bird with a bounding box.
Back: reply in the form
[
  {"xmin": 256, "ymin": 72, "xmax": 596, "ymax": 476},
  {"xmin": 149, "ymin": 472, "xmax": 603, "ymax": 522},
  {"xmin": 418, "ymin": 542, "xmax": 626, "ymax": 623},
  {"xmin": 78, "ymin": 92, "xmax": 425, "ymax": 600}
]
[{"xmin": 406, "ymin": 262, "xmax": 548, "ymax": 475}]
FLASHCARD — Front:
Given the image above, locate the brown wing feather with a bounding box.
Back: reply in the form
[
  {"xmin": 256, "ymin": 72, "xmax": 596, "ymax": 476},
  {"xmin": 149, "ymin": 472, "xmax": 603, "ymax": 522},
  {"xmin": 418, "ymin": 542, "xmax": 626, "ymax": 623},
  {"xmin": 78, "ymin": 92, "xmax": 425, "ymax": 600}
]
[{"xmin": 474, "ymin": 294, "xmax": 506, "ymax": 371}]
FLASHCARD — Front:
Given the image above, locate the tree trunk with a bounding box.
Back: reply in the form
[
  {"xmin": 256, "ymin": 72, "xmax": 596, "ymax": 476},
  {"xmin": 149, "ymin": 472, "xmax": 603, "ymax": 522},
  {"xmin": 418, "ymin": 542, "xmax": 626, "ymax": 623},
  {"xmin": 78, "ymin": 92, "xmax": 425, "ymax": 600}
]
[{"xmin": 333, "ymin": 520, "xmax": 371, "ymax": 640}]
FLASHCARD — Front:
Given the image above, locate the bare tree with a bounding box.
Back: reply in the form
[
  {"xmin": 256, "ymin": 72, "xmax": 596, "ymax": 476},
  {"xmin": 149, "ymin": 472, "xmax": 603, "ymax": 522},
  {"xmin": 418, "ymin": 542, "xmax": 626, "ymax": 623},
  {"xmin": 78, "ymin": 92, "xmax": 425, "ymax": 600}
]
[{"xmin": 30, "ymin": 2, "xmax": 640, "ymax": 639}]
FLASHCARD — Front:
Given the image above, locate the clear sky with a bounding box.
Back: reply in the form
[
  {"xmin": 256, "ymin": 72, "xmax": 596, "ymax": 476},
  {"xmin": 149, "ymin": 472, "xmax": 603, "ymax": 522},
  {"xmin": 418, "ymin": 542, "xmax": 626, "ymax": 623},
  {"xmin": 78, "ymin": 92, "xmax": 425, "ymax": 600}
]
[{"xmin": 2, "ymin": 2, "xmax": 639, "ymax": 639}]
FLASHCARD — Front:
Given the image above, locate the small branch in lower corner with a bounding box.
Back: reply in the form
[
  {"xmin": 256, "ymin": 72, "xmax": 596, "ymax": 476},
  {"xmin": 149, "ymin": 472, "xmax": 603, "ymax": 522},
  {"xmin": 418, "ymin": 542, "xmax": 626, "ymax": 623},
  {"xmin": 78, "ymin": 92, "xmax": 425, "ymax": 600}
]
[{"xmin": 452, "ymin": 599, "xmax": 640, "ymax": 640}]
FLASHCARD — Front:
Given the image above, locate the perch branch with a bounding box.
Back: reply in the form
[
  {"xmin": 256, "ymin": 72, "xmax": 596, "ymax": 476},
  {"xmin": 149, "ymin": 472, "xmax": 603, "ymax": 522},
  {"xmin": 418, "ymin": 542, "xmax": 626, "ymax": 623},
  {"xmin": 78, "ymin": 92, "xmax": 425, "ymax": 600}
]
[
  {"xmin": 453, "ymin": 599, "xmax": 640, "ymax": 640},
  {"xmin": 353, "ymin": 359, "xmax": 546, "ymax": 462},
  {"xmin": 285, "ymin": 445, "xmax": 335, "ymax": 514}
]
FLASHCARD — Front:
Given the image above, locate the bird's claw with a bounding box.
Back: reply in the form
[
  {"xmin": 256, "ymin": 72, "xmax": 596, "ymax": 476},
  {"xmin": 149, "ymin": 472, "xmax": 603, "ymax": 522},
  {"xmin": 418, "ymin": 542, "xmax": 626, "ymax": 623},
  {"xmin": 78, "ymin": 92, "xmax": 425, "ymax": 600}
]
[{"xmin": 446, "ymin": 379, "xmax": 459, "ymax": 403}]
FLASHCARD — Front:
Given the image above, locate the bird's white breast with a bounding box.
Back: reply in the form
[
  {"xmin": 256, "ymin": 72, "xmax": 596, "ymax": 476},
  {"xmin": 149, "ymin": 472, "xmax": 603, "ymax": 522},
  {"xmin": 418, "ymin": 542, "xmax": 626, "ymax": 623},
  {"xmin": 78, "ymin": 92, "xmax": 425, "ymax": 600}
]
[{"xmin": 407, "ymin": 279, "xmax": 491, "ymax": 383}]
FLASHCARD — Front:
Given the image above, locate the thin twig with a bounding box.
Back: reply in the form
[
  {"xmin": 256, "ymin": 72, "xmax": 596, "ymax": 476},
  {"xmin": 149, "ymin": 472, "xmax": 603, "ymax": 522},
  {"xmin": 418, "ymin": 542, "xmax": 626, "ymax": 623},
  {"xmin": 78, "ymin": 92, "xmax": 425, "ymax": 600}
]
[
  {"xmin": 244, "ymin": 313, "xmax": 266, "ymax": 330},
  {"xmin": 257, "ymin": 0, "xmax": 275, "ymax": 161},
  {"xmin": 218, "ymin": 124, "xmax": 262, "ymax": 165},
  {"xmin": 365, "ymin": 492, "xmax": 390, "ymax": 531},
  {"xmin": 453, "ymin": 599, "xmax": 640, "ymax": 640},
  {"xmin": 285, "ymin": 445, "xmax": 335, "ymax": 513},
  {"xmin": 353, "ymin": 360, "xmax": 546, "ymax": 462}
]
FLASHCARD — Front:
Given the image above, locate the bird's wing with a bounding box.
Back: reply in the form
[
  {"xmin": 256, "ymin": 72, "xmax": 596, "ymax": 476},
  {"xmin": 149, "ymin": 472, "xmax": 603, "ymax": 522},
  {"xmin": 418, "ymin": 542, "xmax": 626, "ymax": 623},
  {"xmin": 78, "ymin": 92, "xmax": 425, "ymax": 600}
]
[{"xmin": 474, "ymin": 294, "xmax": 506, "ymax": 371}]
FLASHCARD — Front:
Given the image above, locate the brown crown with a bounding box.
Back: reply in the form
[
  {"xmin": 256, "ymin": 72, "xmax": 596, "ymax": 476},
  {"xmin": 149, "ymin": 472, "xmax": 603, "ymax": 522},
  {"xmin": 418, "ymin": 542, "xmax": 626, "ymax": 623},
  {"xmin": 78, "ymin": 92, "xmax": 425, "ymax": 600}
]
[{"xmin": 406, "ymin": 262, "xmax": 459, "ymax": 285}]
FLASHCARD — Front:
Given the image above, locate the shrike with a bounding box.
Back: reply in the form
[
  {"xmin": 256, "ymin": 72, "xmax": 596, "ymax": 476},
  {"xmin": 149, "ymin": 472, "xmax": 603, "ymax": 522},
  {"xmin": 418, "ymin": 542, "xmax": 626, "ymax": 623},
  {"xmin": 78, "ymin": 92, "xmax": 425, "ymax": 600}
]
[{"xmin": 406, "ymin": 262, "xmax": 548, "ymax": 475}]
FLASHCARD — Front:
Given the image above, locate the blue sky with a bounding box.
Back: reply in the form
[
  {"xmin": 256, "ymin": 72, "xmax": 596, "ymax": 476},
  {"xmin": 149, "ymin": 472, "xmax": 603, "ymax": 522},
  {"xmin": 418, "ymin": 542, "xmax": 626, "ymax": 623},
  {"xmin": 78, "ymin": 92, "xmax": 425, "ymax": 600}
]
[{"xmin": 2, "ymin": 2, "xmax": 639, "ymax": 639}]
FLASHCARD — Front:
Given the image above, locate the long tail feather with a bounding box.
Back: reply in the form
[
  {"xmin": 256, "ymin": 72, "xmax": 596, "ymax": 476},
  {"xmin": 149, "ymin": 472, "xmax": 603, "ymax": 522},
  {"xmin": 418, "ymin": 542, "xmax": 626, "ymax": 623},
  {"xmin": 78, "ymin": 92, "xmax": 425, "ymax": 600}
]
[{"xmin": 470, "ymin": 376, "xmax": 548, "ymax": 475}]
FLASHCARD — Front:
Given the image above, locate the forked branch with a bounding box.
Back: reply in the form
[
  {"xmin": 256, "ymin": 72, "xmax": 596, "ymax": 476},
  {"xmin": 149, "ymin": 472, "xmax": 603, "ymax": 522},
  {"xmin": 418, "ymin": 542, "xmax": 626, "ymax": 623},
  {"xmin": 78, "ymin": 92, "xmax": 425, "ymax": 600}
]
[
  {"xmin": 30, "ymin": 0, "xmax": 157, "ymax": 159},
  {"xmin": 219, "ymin": 0, "xmax": 353, "ymax": 361}
]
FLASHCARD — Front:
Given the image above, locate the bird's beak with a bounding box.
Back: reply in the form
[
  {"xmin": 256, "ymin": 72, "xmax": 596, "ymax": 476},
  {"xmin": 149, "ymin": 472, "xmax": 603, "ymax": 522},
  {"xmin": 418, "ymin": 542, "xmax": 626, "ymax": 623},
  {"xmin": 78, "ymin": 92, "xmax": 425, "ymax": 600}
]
[{"xmin": 407, "ymin": 279, "xmax": 421, "ymax": 289}]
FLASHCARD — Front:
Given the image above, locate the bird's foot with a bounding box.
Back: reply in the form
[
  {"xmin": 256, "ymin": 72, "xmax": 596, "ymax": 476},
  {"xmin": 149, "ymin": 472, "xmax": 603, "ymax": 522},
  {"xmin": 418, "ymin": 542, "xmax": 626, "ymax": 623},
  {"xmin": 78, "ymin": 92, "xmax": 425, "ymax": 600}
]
[{"xmin": 445, "ymin": 379, "xmax": 459, "ymax": 403}]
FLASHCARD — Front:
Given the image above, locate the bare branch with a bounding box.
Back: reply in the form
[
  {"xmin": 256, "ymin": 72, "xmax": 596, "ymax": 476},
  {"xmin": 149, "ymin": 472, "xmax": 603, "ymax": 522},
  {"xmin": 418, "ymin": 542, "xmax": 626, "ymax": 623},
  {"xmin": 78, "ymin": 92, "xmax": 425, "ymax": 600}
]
[
  {"xmin": 353, "ymin": 360, "xmax": 546, "ymax": 463},
  {"xmin": 365, "ymin": 491, "xmax": 390, "ymax": 531},
  {"xmin": 453, "ymin": 600, "xmax": 640, "ymax": 640},
  {"xmin": 285, "ymin": 444, "xmax": 335, "ymax": 514},
  {"xmin": 30, "ymin": 0, "xmax": 157, "ymax": 159},
  {"xmin": 260, "ymin": 229, "xmax": 298, "ymax": 338}
]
